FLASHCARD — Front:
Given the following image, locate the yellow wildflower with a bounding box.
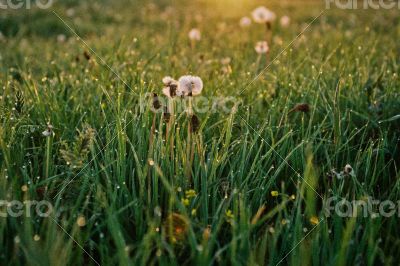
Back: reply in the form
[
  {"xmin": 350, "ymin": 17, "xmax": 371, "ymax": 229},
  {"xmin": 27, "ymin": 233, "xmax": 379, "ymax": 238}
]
[
  {"xmin": 21, "ymin": 185, "xmax": 28, "ymax": 192},
  {"xmin": 225, "ymin": 209, "xmax": 234, "ymax": 219},
  {"xmin": 185, "ymin": 189, "xmax": 197, "ymax": 198},
  {"xmin": 182, "ymin": 198, "xmax": 190, "ymax": 206},
  {"xmin": 271, "ymin": 191, "xmax": 279, "ymax": 197},
  {"xmin": 77, "ymin": 216, "xmax": 86, "ymax": 227},
  {"xmin": 310, "ymin": 216, "xmax": 319, "ymax": 225}
]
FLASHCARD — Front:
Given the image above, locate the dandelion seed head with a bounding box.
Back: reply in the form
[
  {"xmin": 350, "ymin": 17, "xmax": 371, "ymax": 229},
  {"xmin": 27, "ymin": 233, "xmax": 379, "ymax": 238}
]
[
  {"xmin": 252, "ymin": 6, "xmax": 276, "ymax": 24},
  {"xmin": 162, "ymin": 76, "xmax": 175, "ymax": 86},
  {"xmin": 255, "ymin": 41, "xmax": 269, "ymax": 54},
  {"xmin": 280, "ymin": 15, "xmax": 290, "ymax": 27},
  {"xmin": 177, "ymin": 75, "xmax": 203, "ymax": 96},
  {"xmin": 239, "ymin": 16, "xmax": 252, "ymax": 28},
  {"xmin": 344, "ymin": 164, "xmax": 353, "ymax": 175},
  {"xmin": 188, "ymin": 28, "xmax": 201, "ymax": 41},
  {"xmin": 162, "ymin": 76, "xmax": 178, "ymax": 98}
]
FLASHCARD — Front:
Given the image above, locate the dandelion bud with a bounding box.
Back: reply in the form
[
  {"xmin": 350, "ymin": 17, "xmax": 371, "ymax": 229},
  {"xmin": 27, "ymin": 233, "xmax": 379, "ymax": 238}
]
[
  {"xmin": 190, "ymin": 114, "xmax": 200, "ymax": 133},
  {"xmin": 152, "ymin": 93, "xmax": 161, "ymax": 110},
  {"xmin": 163, "ymin": 107, "xmax": 171, "ymax": 122},
  {"xmin": 83, "ymin": 50, "xmax": 91, "ymax": 61},
  {"xmin": 289, "ymin": 103, "xmax": 310, "ymax": 114},
  {"xmin": 203, "ymin": 226, "xmax": 211, "ymax": 241}
]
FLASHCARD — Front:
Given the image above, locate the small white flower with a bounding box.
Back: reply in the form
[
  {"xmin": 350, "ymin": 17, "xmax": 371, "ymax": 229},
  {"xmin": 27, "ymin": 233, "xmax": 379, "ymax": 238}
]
[
  {"xmin": 188, "ymin": 28, "xmax": 201, "ymax": 41},
  {"xmin": 343, "ymin": 164, "xmax": 355, "ymax": 177},
  {"xmin": 255, "ymin": 41, "xmax": 269, "ymax": 54},
  {"xmin": 280, "ymin": 15, "xmax": 290, "ymax": 27},
  {"xmin": 57, "ymin": 34, "xmax": 66, "ymax": 43},
  {"xmin": 162, "ymin": 76, "xmax": 178, "ymax": 98},
  {"xmin": 42, "ymin": 124, "xmax": 53, "ymax": 137},
  {"xmin": 239, "ymin": 16, "xmax": 252, "ymax": 28},
  {"xmin": 177, "ymin": 75, "xmax": 203, "ymax": 96},
  {"xmin": 252, "ymin": 6, "xmax": 276, "ymax": 24},
  {"xmin": 66, "ymin": 8, "xmax": 75, "ymax": 17}
]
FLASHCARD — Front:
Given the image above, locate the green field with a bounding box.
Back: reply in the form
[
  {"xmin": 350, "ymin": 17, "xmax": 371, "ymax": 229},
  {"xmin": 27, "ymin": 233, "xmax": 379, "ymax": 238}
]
[{"xmin": 0, "ymin": 0, "xmax": 400, "ymax": 265}]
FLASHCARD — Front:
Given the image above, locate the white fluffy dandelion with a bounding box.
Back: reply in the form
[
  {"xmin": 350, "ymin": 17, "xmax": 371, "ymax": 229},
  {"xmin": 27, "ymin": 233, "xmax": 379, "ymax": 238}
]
[
  {"xmin": 162, "ymin": 76, "xmax": 178, "ymax": 98},
  {"xmin": 251, "ymin": 6, "xmax": 276, "ymax": 24},
  {"xmin": 239, "ymin": 17, "xmax": 252, "ymax": 28},
  {"xmin": 280, "ymin": 16, "xmax": 290, "ymax": 27},
  {"xmin": 162, "ymin": 76, "xmax": 176, "ymax": 86},
  {"xmin": 177, "ymin": 75, "xmax": 203, "ymax": 97},
  {"xmin": 188, "ymin": 28, "xmax": 201, "ymax": 41},
  {"xmin": 255, "ymin": 41, "xmax": 269, "ymax": 54}
]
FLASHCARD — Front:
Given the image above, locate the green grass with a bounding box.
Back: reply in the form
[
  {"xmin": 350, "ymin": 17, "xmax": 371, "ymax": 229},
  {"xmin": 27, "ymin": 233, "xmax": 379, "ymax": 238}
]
[{"xmin": 0, "ymin": 0, "xmax": 399, "ymax": 265}]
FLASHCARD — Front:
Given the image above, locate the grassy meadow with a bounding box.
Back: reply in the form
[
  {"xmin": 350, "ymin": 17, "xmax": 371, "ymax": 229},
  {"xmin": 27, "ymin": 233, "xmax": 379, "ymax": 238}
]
[{"xmin": 0, "ymin": 0, "xmax": 400, "ymax": 265}]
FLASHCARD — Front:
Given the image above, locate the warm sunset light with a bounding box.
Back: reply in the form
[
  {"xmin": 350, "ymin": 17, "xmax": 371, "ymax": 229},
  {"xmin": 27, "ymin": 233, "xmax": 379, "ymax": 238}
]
[{"xmin": 0, "ymin": 0, "xmax": 399, "ymax": 265}]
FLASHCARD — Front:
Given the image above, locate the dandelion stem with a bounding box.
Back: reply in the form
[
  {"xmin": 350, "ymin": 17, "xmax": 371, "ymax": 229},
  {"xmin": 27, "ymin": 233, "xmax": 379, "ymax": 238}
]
[
  {"xmin": 169, "ymin": 99, "xmax": 175, "ymax": 159},
  {"xmin": 45, "ymin": 134, "xmax": 52, "ymax": 179},
  {"xmin": 147, "ymin": 113, "xmax": 157, "ymax": 204},
  {"xmin": 186, "ymin": 97, "xmax": 194, "ymax": 186}
]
